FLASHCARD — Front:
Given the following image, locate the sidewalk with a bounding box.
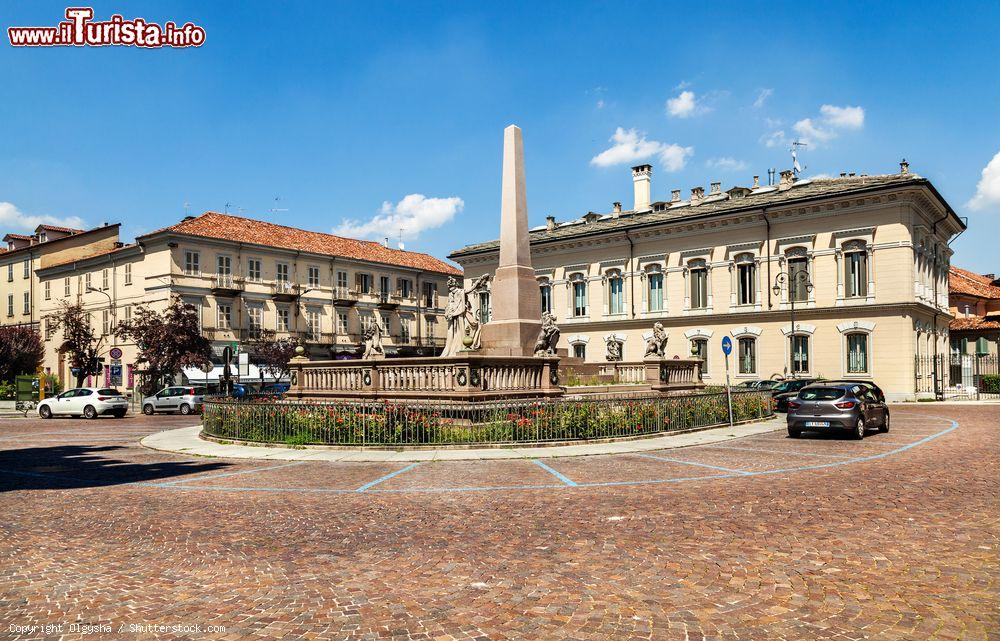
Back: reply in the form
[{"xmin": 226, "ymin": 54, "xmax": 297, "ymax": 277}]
[{"xmin": 140, "ymin": 417, "xmax": 786, "ymax": 462}]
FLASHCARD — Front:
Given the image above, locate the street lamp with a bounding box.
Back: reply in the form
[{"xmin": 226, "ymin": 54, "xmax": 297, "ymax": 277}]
[
  {"xmin": 772, "ymin": 270, "xmax": 813, "ymax": 378},
  {"xmin": 86, "ymin": 287, "xmax": 116, "ymax": 343}
]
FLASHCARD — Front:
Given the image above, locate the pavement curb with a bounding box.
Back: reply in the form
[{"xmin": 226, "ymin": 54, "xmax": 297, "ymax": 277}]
[{"xmin": 140, "ymin": 417, "xmax": 787, "ymax": 462}]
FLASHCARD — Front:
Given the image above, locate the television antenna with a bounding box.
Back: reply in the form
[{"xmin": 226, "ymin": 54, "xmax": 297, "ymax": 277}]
[
  {"xmin": 790, "ymin": 141, "xmax": 808, "ymax": 175},
  {"xmin": 397, "ymin": 226, "xmax": 405, "ymax": 250},
  {"xmin": 269, "ymin": 196, "xmax": 289, "ymax": 215},
  {"xmin": 183, "ymin": 201, "xmax": 191, "ymax": 216}
]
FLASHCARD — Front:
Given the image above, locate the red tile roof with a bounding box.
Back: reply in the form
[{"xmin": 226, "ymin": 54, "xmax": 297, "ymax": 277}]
[
  {"xmin": 36, "ymin": 224, "xmax": 84, "ymax": 234},
  {"xmin": 949, "ymin": 266, "xmax": 1000, "ymax": 299},
  {"xmin": 145, "ymin": 212, "xmax": 462, "ymax": 276},
  {"xmin": 950, "ymin": 316, "xmax": 1000, "ymax": 331}
]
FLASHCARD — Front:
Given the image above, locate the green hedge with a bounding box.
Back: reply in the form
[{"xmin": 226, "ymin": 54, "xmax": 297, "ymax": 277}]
[
  {"xmin": 981, "ymin": 374, "xmax": 1000, "ymax": 394},
  {"xmin": 202, "ymin": 391, "xmax": 773, "ymax": 447}
]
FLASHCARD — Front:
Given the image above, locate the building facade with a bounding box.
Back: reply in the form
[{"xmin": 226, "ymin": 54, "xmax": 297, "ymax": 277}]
[
  {"xmin": 33, "ymin": 212, "xmax": 459, "ymax": 391},
  {"xmin": 948, "ymin": 266, "xmax": 1000, "ymax": 356},
  {"xmin": 450, "ymin": 163, "xmax": 965, "ymax": 400},
  {"xmin": 1, "ymin": 223, "xmax": 122, "ymax": 333}
]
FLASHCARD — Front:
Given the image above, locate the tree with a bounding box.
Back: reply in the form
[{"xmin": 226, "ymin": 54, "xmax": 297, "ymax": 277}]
[
  {"xmin": 47, "ymin": 301, "xmax": 104, "ymax": 388},
  {"xmin": 0, "ymin": 325, "xmax": 44, "ymax": 382},
  {"xmin": 116, "ymin": 295, "xmax": 212, "ymax": 396},
  {"xmin": 245, "ymin": 329, "xmax": 299, "ymax": 384}
]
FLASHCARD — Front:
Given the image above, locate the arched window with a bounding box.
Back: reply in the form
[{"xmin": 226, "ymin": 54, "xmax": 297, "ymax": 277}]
[
  {"xmin": 646, "ymin": 265, "xmax": 664, "ymax": 312},
  {"xmin": 691, "ymin": 338, "xmax": 708, "ymax": 367},
  {"xmin": 607, "ymin": 270, "xmax": 624, "ymax": 315},
  {"xmin": 689, "ymin": 259, "xmax": 708, "ymax": 309},
  {"xmin": 539, "ymin": 278, "xmax": 552, "ymax": 314},
  {"xmin": 790, "ymin": 334, "xmax": 810, "ymax": 373},
  {"xmin": 738, "ymin": 337, "xmax": 756, "ymax": 374},
  {"xmin": 846, "ymin": 332, "xmax": 869, "ymax": 373},
  {"xmin": 570, "ymin": 273, "xmax": 587, "ymax": 317},
  {"xmin": 843, "ymin": 240, "xmax": 868, "ymax": 298},
  {"xmin": 735, "ymin": 253, "xmax": 756, "ymax": 306}
]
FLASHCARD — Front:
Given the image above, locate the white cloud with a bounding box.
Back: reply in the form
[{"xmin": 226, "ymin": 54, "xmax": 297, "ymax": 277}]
[
  {"xmin": 819, "ymin": 104, "xmax": 865, "ymax": 129},
  {"xmin": 761, "ymin": 130, "xmax": 787, "ymax": 148},
  {"xmin": 590, "ymin": 127, "xmax": 693, "ymax": 172},
  {"xmin": 334, "ymin": 194, "xmax": 463, "ymax": 242},
  {"xmin": 706, "ymin": 157, "xmax": 749, "ymax": 172},
  {"xmin": 791, "ymin": 104, "xmax": 865, "ymax": 146},
  {"xmin": 666, "ymin": 90, "xmax": 697, "ymax": 118},
  {"xmin": 596, "ymin": 99, "xmax": 605, "ymax": 109},
  {"xmin": 659, "ymin": 143, "xmax": 694, "ymax": 172},
  {"xmin": 0, "ymin": 202, "xmax": 85, "ymax": 233},
  {"xmin": 967, "ymin": 151, "xmax": 1000, "ymax": 211},
  {"xmin": 753, "ymin": 88, "xmax": 773, "ymax": 109}
]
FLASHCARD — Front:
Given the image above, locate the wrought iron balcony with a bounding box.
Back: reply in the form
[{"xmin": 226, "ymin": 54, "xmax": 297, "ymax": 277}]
[
  {"xmin": 210, "ymin": 274, "xmax": 246, "ymax": 296},
  {"xmin": 332, "ymin": 286, "xmax": 358, "ymax": 306},
  {"xmin": 270, "ymin": 280, "xmax": 300, "ymax": 302}
]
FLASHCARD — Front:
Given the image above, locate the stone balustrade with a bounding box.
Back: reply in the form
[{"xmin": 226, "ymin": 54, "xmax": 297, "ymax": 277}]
[{"xmin": 288, "ymin": 355, "xmax": 563, "ymax": 401}]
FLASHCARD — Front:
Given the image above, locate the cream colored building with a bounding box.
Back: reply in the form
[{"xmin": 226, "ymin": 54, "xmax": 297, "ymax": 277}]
[
  {"xmin": 450, "ymin": 162, "xmax": 965, "ymax": 400},
  {"xmin": 1, "ymin": 223, "xmax": 122, "ymax": 333},
  {"xmin": 34, "ymin": 212, "xmax": 459, "ymax": 391}
]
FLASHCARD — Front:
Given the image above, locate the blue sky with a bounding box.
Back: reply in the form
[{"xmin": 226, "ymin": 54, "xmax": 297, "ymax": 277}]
[{"xmin": 2, "ymin": 1, "xmax": 998, "ymax": 273}]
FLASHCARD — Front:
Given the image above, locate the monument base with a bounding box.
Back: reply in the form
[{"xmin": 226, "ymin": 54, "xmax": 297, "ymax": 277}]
[{"xmin": 480, "ymin": 319, "xmax": 543, "ymax": 357}]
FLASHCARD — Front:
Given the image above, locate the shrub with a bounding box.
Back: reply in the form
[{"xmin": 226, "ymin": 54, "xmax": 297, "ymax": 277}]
[{"xmin": 980, "ymin": 374, "xmax": 1000, "ymax": 394}]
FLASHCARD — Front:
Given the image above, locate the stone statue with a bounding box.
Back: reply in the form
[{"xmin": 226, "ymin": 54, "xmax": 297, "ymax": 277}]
[
  {"xmin": 361, "ymin": 310, "xmax": 386, "ymax": 359},
  {"xmin": 533, "ymin": 312, "xmax": 560, "ymax": 356},
  {"xmin": 605, "ymin": 338, "xmax": 623, "ymax": 362},
  {"xmin": 441, "ymin": 274, "xmax": 491, "ymax": 357},
  {"xmin": 644, "ymin": 322, "xmax": 668, "ymax": 358}
]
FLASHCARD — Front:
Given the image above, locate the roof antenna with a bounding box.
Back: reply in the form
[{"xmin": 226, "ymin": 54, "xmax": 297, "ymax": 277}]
[
  {"xmin": 224, "ymin": 201, "xmax": 231, "ymax": 213},
  {"xmin": 790, "ymin": 141, "xmax": 808, "ymax": 176},
  {"xmin": 183, "ymin": 201, "xmax": 191, "ymax": 217},
  {"xmin": 268, "ymin": 195, "xmax": 289, "ymax": 215},
  {"xmin": 397, "ymin": 226, "xmax": 405, "ymax": 250}
]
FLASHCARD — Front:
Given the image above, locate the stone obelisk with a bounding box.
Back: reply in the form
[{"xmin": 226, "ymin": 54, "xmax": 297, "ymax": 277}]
[{"xmin": 480, "ymin": 125, "xmax": 542, "ymax": 356}]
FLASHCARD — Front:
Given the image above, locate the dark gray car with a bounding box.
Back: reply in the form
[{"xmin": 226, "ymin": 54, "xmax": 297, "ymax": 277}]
[
  {"xmin": 142, "ymin": 386, "xmax": 206, "ymax": 416},
  {"xmin": 786, "ymin": 383, "xmax": 889, "ymax": 439}
]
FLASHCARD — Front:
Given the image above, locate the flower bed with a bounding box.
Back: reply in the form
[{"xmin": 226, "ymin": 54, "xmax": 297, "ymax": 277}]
[{"xmin": 202, "ymin": 390, "xmax": 773, "ymax": 447}]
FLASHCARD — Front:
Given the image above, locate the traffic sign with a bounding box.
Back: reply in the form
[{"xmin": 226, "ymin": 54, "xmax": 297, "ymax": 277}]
[
  {"xmin": 721, "ymin": 335, "xmax": 733, "ymax": 356},
  {"xmin": 109, "ymin": 347, "xmax": 123, "ymax": 360}
]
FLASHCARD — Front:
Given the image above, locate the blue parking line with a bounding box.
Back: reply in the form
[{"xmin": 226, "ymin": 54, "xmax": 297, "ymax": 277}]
[
  {"xmin": 532, "ymin": 460, "xmax": 578, "ymax": 486},
  {"xmin": 355, "ymin": 463, "xmax": 419, "ymax": 492},
  {"xmin": 636, "ymin": 453, "xmax": 752, "ymax": 475}
]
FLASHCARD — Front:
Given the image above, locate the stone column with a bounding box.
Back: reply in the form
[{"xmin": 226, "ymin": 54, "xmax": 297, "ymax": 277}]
[{"xmin": 481, "ymin": 125, "xmax": 542, "ymax": 356}]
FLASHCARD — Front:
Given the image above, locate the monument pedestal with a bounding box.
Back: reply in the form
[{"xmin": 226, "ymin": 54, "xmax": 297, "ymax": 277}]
[{"xmin": 481, "ymin": 264, "xmax": 542, "ymax": 357}]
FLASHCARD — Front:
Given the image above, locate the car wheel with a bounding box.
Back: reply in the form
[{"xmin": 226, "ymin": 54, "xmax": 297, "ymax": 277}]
[
  {"xmin": 39, "ymin": 405, "xmax": 52, "ymax": 419},
  {"xmin": 852, "ymin": 416, "xmax": 866, "ymax": 440},
  {"xmin": 84, "ymin": 405, "xmax": 98, "ymax": 420},
  {"xmin": 143, "ymin": 404, "xmax": 155, "ymax": 416},
  {"xmin": 180, "ymin": 403, "xmax": 191, "ymax": 415},
  {"xmin": 787, "ymin": 427, "xmax": 801, "ymax": 438},
  {"xmin": 878, "ymin": 412, "xmax": 890, "ymax": 433}
]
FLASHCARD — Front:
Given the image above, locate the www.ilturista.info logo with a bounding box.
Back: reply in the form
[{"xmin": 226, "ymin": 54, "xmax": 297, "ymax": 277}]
[{"xmin": 8, "ymin": 7, "xmax": 206, "ymax": 48}]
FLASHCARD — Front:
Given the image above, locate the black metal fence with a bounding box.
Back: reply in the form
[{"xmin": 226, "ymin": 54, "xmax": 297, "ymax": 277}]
[
  {"xmin": 202, "ymin": 390, "xmax": 774, "ymax": 447},
  {"xmin": 915, "ymin": 354, "xmax": 1000, "ymax": 399}
]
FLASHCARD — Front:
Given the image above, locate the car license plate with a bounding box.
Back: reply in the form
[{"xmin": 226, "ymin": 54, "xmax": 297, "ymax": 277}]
[{"xmin": 805, "ymin": 421, "xmax": 830, "ymax": 427}]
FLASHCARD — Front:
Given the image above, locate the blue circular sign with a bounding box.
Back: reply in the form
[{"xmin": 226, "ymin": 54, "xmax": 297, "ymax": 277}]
[{"xmin": 721, "ymin": 335, "xmax": 733, "ymax": 356}]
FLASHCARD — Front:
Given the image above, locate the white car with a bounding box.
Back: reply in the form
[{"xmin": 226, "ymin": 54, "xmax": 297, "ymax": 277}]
[{"xmin": 37, "ymin": 387, "xmax": 129, "ymax": 419}]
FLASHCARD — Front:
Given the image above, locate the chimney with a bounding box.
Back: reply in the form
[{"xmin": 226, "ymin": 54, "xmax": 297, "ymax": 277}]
[
  {"xmin": 671, "ymin": 189, "xmax": 681, "ymax": 202},
  {"xmin": 632, "ymin": 164, "xmax": 652, "ymax": 212},
  {"xmin": 545, "ymin": 215, "xmax": 556, "ymax": 232},
  {"xmin": 778, "ymin": 170, "xmax": 795, "ymax": 190},
  {"xmin": 767, "ymin": 168, "xmax": 776, "ymax": 185},
  {"xmin": 900, "ymin": 158, "xmax": 909, "ymax": 175},
  {"xmin": 710, "ymin": 181, "xmax": 721, "ymax": 195},
  {"xmin": 840, "ymin": 172, "xmax": 847, "ymax": 178},
  {"xmin": 690, "ymin": 186, "xmax": 705, "ymax": 204},
  {"xmin": 752, "ymin": 175, "xmax": 759, "ymax": 188},
  {"xmin": 612, "ymin": 202, "xmax": 622, "ymax": 218}
]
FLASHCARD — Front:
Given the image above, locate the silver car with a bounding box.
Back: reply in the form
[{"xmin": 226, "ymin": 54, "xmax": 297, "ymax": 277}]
[
  {"xmin": 142, "ymin": 386, "xmax": 206, "ymax": 416},
  {"xmin": 786, "ymin": 383, "xmax": 890, "ymax": 440}
]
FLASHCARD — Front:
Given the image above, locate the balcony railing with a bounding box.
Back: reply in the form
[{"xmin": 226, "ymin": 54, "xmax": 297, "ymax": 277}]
[
  {"xmin": 211, "ymin": 274, "xmax": 245, "ymax": 295},
  {"xmin": 332, "ymin": 287, "xmax": 358, "ymax": 305},
  {"xmin": 271, "ymin": 280, "xmax": 300, "ymax": 301},
  {"xmin": 376, "ymin": 291, "xmax": 399, "ymax": 309}
]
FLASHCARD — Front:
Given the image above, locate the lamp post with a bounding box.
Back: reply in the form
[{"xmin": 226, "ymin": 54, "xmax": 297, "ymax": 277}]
[{"xmin": 772, "ymin": 270, "xmax": 813, "ymax": 378}]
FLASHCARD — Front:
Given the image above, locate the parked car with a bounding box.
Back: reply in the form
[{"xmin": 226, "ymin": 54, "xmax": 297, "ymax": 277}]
[
  {"xmin": 736, "ymin": 380, "xmax": 762, "ymax": 389},
  {"xmin": 771, "ymin": 378, "xmax": 822, "ymax": 412},
  {"xmin": 37, "ymin": 387, "xmax": 128, "ymax": 419},
  {"xmin": 756, "ymin": 380, "xmax": 781, "ymax": 391},
  {"xmin": 142, "ymin": 386, "xmax": 206, "ymax": 415},
  {"xmin": 786, "ymin": 382, "xmax": 890, "ymax": 439},
  {"xmin": 259, "ymin": 383, "xmax": 290, "ymax": 397}
]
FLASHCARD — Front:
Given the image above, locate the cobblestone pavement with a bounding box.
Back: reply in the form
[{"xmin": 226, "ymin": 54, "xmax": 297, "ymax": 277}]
[{"xmin": 0, "ymin": 406, "xmax": 996, "ymax": 640}]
